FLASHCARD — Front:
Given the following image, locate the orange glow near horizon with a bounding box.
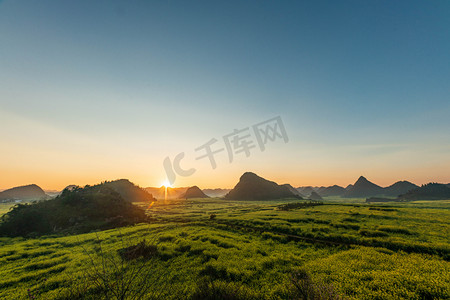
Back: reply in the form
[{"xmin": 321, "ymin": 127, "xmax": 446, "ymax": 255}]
[
  {"xmin": 1, "ymin": 110, "xmax": 449, "ymax": 191},
  {"xmin": 1, "ymin": 163, "xmax": 450, "ymax": 191},
  {"xmin": 1, "ymin": 170, "xmax": 450, "ymax": 192}
]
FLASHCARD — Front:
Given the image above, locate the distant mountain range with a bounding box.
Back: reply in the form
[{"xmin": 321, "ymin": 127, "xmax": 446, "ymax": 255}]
[
  {"xmin": 43, "ymin": 189, "xmax": 62, "ymax": 197},
  {"xmin": 202, "ymin": 188, "xmax": 231, "ymax": 197},
  {"xmin": 1, "ymin": 180, "xmax": 155, "ymax": 203},
  {"xmin": 383, "ymin": 181, "xmax": 419, "ymax": 197},
  {"xmin": 344, "ymin": 176, "xmax": 418, "ymax": 198},
  {"xmin": 317, "ymin": 185, "xmax": 346, "ymax": 197},
  {"xmin": 297, "ymin": 176, "xmax": 419, "ymax": 198},
  {"xmin": 0, "ymin": 184, "xmax": 49, "ymax": 202},
  {"xmin": 225, "ymin": 172, "xmax": 300, "ymax": 200},
  {"xmin": 2, "ymin": 176, "xmax": 446, "ymax": 203},
  {"xmin": 297, "ymin": 186, "xmax": 316, "ymax": 197}
]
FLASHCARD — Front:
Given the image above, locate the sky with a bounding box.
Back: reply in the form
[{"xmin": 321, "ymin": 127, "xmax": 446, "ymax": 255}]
[{"xmin": 0, "ymin": 0, "xmax": 449, "ymax": 190}]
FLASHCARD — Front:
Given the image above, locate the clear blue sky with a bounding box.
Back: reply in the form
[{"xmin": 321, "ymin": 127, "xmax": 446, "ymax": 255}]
[{"xmin": 1, "ymin": 1, "xmax": 449, "ymax": 189}]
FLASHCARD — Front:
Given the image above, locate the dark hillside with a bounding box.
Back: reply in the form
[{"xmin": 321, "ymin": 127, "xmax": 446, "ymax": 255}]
[
  {"xmin": 398, "ymin": 183, "xmax": 450, "ymax": 201},
  {"xmin": 103, "ymin": 179, "xmax": 155, "ymax": 202},
  {"xmin": 344, "ymin": 176, "xmax": 383, "ymax": 198},
  {"xmin": 225, "ymin": 172, "xmax": 298, "ymax": 200},
  {"xmin": 0, "ymin": 184, "xmax": 149, "ymax": 237},
  {"xmin": 384, "ymin": 181, "xmax": 418, "ymax": 197},
  {"xmin": 181, "ymin": 186, "xmax": 209, "ymax": 199}
]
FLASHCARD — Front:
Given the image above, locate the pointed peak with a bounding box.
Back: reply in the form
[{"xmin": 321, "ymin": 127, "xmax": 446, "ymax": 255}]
[
  {"xmin": 357, "ymin": 176, "xmax": 368, "ymax": 181},
  {"xmin": 354, "ymin": 176, "xmax": 372, "ymax": 185},
  {"xmin": 353, "ymin": 176, "xmax": 380, "ymax": 187}
]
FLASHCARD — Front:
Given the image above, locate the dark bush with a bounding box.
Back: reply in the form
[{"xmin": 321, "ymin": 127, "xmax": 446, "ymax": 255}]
[
  {"xmin": 201, "ymin": 252, "xmax": 219, "ymax": 263},
  {"xmin": 191, "ymin": 280, "xmax": 259, "ymax": 300},
  {"xmin": 341, "ymin": 218, "xmax": 359, "ymax": 223},
  {"xmin": 199, "ymin": 265, "xmax": 229, "ymax": 281},
  {"xmin": 179, "ymin": 231, "xmax": 189, "ymax": 237},
  {"xmin": 278, "ymin": 201, "xmax": 323, "ymax": 211},
  {"xmin": 368, "ymin": 207, "xmax": 398, "ymax": 212},
  {"xmin": 290, "ymin": 269, "xmax": 343, "ymax": 300},
  {"xmin": 118, "ymin": 240, "xmax": 158, "ymax": 260}
]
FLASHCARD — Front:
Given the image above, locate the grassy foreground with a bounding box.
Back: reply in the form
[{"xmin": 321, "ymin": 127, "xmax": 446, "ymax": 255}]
[{"xmin": 0, "ymin": 199, "xmax": 449, "ymax": 299}]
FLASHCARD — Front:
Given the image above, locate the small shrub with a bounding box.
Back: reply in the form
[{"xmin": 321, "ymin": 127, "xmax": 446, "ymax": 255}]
[
  {"xmin": 63, "ymin": 234, "xmax": 162, "ymax": 300},
  {"xmin": 290, "ymin": 269, "xmax": 342, "ymax": 300},
  {"xmin": 256, "ymin": 249, "xmax": 267, "ymax": 256},
  {"xmin": 118, "ymin": 240, "xmax": 158, "ymax": 260},
  {"xmin": 278, "ymin": 201, "xmax": 323, "ymax": 211},
  {"xmin": 191, "ymin": 280, "xmax": 258, "ymax": 300},
  {"xmin": 201, "ymin": 252, "xmax": 219, "ymax": 263},
  {"xmin": 199, "ymin": 265, "xmax": 229, "ymax": 281},
  {"xmin": 368, "ymin": 207, "xmax": 398, "ymax": 212}
]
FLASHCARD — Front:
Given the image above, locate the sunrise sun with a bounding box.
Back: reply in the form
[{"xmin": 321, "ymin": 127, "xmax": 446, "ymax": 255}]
[{"xmin": 161, "ymin": 180, "xmax": 172, "ymax": 188}]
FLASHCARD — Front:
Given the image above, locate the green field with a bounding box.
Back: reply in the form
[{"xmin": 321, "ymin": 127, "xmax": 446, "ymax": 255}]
[
  {"xmin": 0, "ymin": 203, "xmax": 15, "ymax": 217},
  {"xmin": 0, "ymin": 199, "xmax": 449, "ymax": 299}
]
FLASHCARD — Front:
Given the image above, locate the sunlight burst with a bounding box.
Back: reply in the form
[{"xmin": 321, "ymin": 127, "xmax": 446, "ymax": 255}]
[{"xmin": 161, "ymin": 180, "xmax": 172, "ymax": 188}]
